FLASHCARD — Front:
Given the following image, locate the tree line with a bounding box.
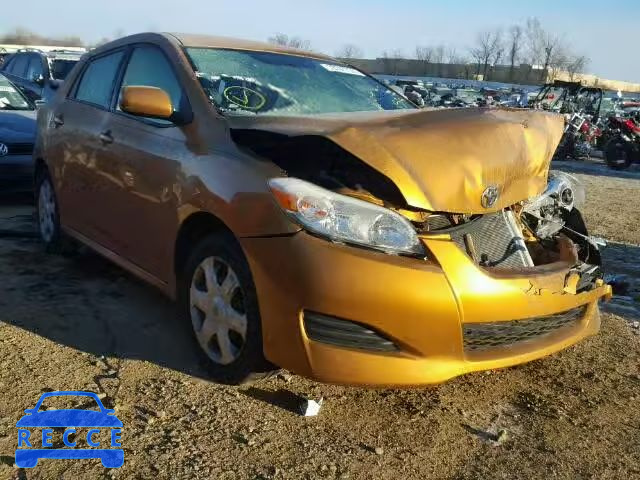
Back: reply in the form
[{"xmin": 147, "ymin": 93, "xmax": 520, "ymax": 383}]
[
  {"xmin": 269, "ymin": 17, "xmax": 590, "ymax": 82},
  {"xmin": 0, "ymin": 27, "xmax": 84, "ymax": 48},
  {"xmin": 2, "ymin": 20, "xmax": 589, "ymax": 82}
]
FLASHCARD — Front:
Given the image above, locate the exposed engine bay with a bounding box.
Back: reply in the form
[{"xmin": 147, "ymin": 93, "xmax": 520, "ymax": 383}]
[{"xmin": 231, "ymin": 127, "xmax": 605, "ymax": 294}]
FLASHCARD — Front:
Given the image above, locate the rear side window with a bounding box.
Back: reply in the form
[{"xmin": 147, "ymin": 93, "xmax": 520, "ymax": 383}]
[
  {"xmin": 1, "ymin": 56, "xmax": 14, "ymax": 72},
  {"xmin": 117, "ymin": 45, "xmax": 185, "ymax": 123},
  {"xmin": 51, "ymin": 59, "xmax": 78, "ymax": 80},
  {"xmin": 26, "ymin": 55, "xmax": 44, "ymax": 80},
  {"xmin": 74, "ymin": 51, "xmax": 124, "ymax": 109},
  {"xmin": 9, "ymin": 55, "xmax": 29, "ymax": 77}
]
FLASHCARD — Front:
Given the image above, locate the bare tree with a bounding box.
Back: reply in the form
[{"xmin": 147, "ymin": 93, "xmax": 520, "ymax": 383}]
[
  {"xmin": 432, "ymin": 45, "xmax": 445, "ymax": 76},
  {"xmin": 415, "ymin": 45, "xmax": 434, "ymax": 74},
  {"xmin": 470, "ymin": 29, "xmax": 502, "ymax": 79},
  {"xmin": 540, "ymin": 34, "xmax": 561, "ymax": 82},
  {"xmin": 446, "ymin": 47, "xmax": 459, "ymax": 64},
  {"xmin": 267, "ymin": 33, "xmax": 311, "ymax": 50},
  {"xmin": 524, "ymin": 17, "xmax": 561, "ymax": 81},
  {"xmin": 491, "ymin": 32, "xmax": 504, "ymax": 65},
  {"xmin": 566, "ymin": 55, "xmax": 590, "ymax": 81},
  {"xmin": 381, "ymin": 49, "xmax": 404, "ymax": 75},
  {"xmin": 507, "ymin": 25, "xmax": 523, "ymax": 81},
  {"xmin": 524, "ymin": 17, "xmax": 544, "ymax": 66},
  {"xmin": 336, "ymin": 44, "xmax": 363, "ymax": 59}
]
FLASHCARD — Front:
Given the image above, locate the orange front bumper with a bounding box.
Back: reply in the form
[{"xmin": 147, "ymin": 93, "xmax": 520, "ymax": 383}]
[{"xmin": 240, "ymin": 232, "xmax": 611, "ymax": 387}]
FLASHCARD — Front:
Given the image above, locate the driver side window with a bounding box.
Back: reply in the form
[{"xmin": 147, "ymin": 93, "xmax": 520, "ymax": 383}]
[{"xmin": 118, "ymin": 45, "xmax": 185, "ymax": 124}]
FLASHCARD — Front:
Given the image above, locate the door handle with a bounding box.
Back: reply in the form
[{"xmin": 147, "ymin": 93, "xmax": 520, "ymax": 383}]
[
  {"xmin": 99, "ymin": 130, "xmax": 114, "ymax": 145},
  {"xmin": 52, "ymin": 115, "xmax": 64, "ymax": 128}
]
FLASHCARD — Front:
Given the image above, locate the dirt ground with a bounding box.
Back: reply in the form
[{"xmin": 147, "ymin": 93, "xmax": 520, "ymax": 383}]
[{"xmin": 0, "ymin": 159, "xmax": 639, "ymax": 480}]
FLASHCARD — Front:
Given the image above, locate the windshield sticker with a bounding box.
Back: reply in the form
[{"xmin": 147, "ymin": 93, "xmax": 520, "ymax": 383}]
[
  {"xmin": 319, "ymin": 64, "xmax": 365, "ymax": 76},
  {"xmin": 223, "ymin": 86, "xmax": 267, "ymax": 111},
  {"xmin": 0, "ymin": 86, "xmax": 16, "ymax": 93}
]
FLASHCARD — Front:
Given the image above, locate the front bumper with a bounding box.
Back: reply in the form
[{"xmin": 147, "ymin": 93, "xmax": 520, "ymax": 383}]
[{"xmin": 241, "ymin": 232, "xmax": 611, "ymax": 386}]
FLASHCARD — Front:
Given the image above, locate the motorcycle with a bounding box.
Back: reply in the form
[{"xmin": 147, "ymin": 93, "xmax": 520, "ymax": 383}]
[
  {"xmin": 604, "ymin": 114, "xmax": 640, "ymax": 170},
  {"xmin": 554, "ymin": 112, "xmax": 602, "ymax": 160}
]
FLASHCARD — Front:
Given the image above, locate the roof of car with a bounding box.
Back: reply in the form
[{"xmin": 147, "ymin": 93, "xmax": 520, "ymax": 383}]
[
  {"xmin": 90, "ymin": 32, "xmax": 333, "ymax": 62},
  {"xmin": 169, "ymin": 33, "xmax": 332, "ymax": 60}
]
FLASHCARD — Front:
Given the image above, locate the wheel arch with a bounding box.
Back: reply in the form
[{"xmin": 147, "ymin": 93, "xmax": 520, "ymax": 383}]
[
  {"xmin": 173, "ymin": 211, "xmax": 241, "ymax": 283},
  {"xmin": 34, "ymin": 157, "xmax": 48, "ymax": 180}
]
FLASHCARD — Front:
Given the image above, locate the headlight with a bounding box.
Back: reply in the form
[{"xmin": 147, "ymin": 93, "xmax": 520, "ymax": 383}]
[
  {"xmin": 548, "ymin": 171, "xmax": 585, "ymax": 209},
  {"xmin": 269, "ymin": 177, "xmax": 425, "ymax": 256}
]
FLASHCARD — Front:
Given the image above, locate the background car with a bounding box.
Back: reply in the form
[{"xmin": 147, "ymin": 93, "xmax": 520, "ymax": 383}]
[
  {"xmin": 0, "ymin": 72, "xmax": 37, "ymax": 193},
  {"xmin": 1, "ymin": 49, "xmax": 83, "ymax": 102}
]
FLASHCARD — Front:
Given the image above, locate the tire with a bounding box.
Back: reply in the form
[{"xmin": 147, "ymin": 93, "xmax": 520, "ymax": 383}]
[
  {"xmin": 35, "ymin": 169, "xmax": 75, "ymax": 254},
  {"xmin": 36, "ymin": 169, "xmax": 61, "ymax": 251},
  {"xmin": 553, "ymin": 135, "xmax": 574, "ymax": 161},
  {"xmin": 604, "ymin": 138, "xmax": 633, "ymax": 170},
  {"xmin": 179, "ymin": 233, "xmax": 274, "ymax": 384},
  {"xmin": 562, "ymin": 208, "xmax": 601, "ymax": 266}
]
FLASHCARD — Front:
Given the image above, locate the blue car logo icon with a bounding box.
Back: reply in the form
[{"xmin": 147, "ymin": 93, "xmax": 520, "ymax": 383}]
[{"xmin": 15, "ymin": 391, "xmax": 123, "ymax": 468}]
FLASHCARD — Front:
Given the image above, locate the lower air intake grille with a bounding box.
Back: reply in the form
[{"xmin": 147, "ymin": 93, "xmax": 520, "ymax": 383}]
[
  {"xmin": 463, "ymin": 306, "xmax": 587, "ymax": 352},
  {"xmin": 450, "ymin": 211, "xmax": 533, "ymax": 268},
  {"xmin": 303, "ymin": 311, "xmax": 398, "ymax": 352}
]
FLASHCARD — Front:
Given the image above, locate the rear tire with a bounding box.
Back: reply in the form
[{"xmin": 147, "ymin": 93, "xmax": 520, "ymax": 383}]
[
  {"xmin": 179, "ymin": 233, "xmax": 274, "ymax": 384},
  {"xmin": 35, "ymin": 169, "xmax": 73, "ymax": 254},
  {"xmin": 604, "ymin": 138, "xmax": 633, "ymax": 170}
]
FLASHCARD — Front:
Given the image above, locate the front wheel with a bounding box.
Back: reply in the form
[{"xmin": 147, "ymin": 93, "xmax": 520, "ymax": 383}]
[
  {"xmin": 604, "ymin": 138, "xmax": 633, "ymax": 170},
  {"xmin": 179, "ymin": 233, "xmax": 274, "ymax": 384}
]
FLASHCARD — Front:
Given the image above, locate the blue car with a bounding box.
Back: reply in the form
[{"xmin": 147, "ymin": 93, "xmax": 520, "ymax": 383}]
[
  {"xmin": 0, "ymin": 73, "xmax": 37, "ymax": 193},
  {"xmin": 15, "ymin": 391, "xmax": 123, "ymax": 468}
]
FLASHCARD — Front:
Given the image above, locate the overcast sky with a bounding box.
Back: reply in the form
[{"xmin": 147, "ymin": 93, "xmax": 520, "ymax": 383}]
[{"xmin": 3, "ymin": 0, "xmax": 639, "ymax": 82}]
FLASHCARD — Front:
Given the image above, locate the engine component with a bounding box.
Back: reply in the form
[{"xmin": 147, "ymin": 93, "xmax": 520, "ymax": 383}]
[
  {"xmin": 522, "ymin": 171, "xmax": 584, "ymax": 239},
  {"xmin": 450, "ymin": 210, "xmax": 534, "ymax": 268}
]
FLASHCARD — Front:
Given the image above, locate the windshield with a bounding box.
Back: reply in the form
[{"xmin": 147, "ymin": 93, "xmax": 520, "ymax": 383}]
[
  {"xmin": 0, "ymin": 75, "xmax": 33, "ymax": 110},
  {"xmin": 50, "ymin": 59, "xmax": 78, "ymax": 80},
  {"xmin": 455, "ymin": 89, "xmax": 482, "ymax": 103},
  {"xmin": 186, "ymin": 48, "xmax": 414, "ymax": 115}
]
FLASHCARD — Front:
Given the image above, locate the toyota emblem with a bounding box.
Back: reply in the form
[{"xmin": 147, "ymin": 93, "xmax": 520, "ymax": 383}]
[
  {"xmin": 481, "ymin": 185, "xmax": 500, "ymax": 208},
  {"xmin": 0, "ymin": 143, "xmax": 8, "ymax": 157}
]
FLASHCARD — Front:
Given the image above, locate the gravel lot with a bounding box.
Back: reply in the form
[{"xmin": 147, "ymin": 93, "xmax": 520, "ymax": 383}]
[{"xmin": 0, "ymin": 159, "xmax": 639, "ymax": 480}]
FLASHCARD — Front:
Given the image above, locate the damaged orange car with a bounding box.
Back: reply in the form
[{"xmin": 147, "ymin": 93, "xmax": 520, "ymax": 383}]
[{"xmin": 34, "ymin": 33, "xmax": 612, "ymax": 386}]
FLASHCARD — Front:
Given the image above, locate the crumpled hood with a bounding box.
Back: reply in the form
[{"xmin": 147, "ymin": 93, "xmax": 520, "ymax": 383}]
[
  {"xmin": 227, "ymin": 107, "xmax": 564, "ymax": 213},
  {"xmin": 0, "ymin": 110, "xmax": 37, "ymax": 143}
]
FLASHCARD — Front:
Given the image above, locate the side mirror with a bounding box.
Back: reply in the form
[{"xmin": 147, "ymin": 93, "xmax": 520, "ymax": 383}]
[
  {"xmin": 49, "ymin": 79, "xmax": 61, "ymax": 90},
  {"xmin": 120, "ymin": 86, "xmax": 173, "ymax": 120},
  {"xmin": 32, "ymin": 73, "xmax": 45, "ymax": 86},
  {"xmin": 34, "ymin": 99, "xmax": 46, "ymax": 109}
]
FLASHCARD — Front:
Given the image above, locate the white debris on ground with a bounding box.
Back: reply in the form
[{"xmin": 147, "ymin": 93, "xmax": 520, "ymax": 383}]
[{"xmin": 300, "ymin": 397, "xmax": 323, "ymax": 416}]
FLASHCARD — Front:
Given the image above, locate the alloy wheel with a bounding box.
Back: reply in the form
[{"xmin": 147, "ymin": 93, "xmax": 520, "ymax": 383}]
[{"xmin": 189, "ymin": 257, "xmax": 248, "ymax": 365}]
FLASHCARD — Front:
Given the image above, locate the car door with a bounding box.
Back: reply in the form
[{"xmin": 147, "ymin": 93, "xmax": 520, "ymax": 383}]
[
  {"xmin": 24, "ymin": 54, "xmax": 45, "ymax": 101},
  {"xmin": 47, "ymin": 49, "xmax": 127, "ymax": 245},
  {"xmin": 97, "ymin": 44, "xmax": 193, "ymax": 281}
]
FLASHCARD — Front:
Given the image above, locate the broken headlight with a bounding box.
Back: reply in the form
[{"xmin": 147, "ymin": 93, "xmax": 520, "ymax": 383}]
[
  {"xmin": 522, "ymin": 171, "xmax": 586, "ymax": 239},
  {"xmin": 525, "ymin": 171, "xmax": 585, "ymax": 213},
  {"xmin": 269, "ymin": 177, "xmax": 425, "ymax": 256}
]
